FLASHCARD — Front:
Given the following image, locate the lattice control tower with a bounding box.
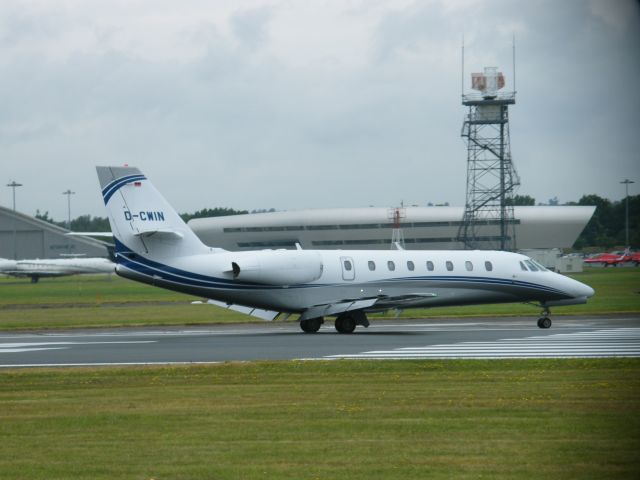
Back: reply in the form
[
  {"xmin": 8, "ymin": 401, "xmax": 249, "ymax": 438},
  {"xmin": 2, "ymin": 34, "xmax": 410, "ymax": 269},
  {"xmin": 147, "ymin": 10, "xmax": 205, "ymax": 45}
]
[{"xmin": 457, "ymin": 66, "xmax": 520, "ymax": 251}]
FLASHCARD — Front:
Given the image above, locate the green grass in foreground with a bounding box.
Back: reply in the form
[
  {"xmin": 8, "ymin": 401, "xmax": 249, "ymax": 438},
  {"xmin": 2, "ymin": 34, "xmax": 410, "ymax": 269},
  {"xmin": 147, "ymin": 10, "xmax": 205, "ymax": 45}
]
[
  {"xmin": 0, "ymin": 267, "xmax": 638, "ymax": 330},
  {"xmin": 1, "ymin": 359, "xmax": 638, "ymax": 479}
]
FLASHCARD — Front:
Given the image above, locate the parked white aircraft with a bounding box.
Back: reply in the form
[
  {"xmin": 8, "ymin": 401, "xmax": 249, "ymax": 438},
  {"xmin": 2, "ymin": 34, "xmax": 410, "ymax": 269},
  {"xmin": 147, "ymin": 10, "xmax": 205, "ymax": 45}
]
[
  {"xmin": 97, "ymin": 166, "xmax": 594, "ymax": 333},
  {"xmin": 0, "ymin": 257, "xmax": 114, "ymax": 283}
]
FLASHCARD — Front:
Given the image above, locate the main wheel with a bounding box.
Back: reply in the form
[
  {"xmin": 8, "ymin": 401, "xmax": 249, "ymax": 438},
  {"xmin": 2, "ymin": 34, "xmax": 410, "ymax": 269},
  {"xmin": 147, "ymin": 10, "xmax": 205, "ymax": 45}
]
[
  {"xmin": 335, "ymin": 315, "xmax": 356, "ymax": 334},
  {"xmin": 300, "ymin": 317, "xmax": 323, "ymax": 333},
  {"xmin": 538, "ymin": 317, "xmax": 552, "ymax": 329}
]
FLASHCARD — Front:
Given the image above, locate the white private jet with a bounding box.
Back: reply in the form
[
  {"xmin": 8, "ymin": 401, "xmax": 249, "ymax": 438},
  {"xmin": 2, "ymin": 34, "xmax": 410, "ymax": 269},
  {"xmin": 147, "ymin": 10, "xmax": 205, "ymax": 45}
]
[
  {"xmin": 97, "ymin": 166, "xmax": 594, "ymax": 333},
  {"xmin": 0, "ymin": 257, "xmax": 114, "ymax": 283}
]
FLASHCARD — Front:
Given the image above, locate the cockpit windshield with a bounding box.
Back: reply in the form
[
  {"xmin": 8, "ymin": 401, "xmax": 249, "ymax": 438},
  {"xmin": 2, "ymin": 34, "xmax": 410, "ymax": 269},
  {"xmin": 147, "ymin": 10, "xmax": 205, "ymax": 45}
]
[
  {"xmin": 531, "ymin": 259, "xmax": 548, "ymax": 271},
  {"xmin": 522, "ymin": 258, "xmax": 548, "ymax": 272}
]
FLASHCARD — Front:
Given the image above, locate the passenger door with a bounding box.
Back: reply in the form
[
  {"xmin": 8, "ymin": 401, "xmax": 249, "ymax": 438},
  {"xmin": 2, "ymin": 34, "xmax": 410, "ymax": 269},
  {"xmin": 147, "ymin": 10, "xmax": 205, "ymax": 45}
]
[{"xmin": 340, "ymin": 256, "xmax": 355, "ymax": 281}]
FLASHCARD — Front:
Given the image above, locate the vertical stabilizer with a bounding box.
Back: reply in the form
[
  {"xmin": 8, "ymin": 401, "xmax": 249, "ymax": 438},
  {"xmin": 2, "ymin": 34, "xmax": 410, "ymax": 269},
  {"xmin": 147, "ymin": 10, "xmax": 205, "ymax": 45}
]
[{"xmin": 96, "ymin": 166, "xmax": 210, "ymax": 260}]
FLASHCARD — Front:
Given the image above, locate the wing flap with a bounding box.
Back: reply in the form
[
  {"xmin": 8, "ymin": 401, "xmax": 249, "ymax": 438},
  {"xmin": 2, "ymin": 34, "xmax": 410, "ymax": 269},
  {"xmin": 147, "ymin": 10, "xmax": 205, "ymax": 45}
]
[
  {"xmin": 299, "ymin": 298, "xmax": 378, "ymax": 321},
  {"xmin": 197, "ymin": 299, "xmax": 281, "ymax": 321}
]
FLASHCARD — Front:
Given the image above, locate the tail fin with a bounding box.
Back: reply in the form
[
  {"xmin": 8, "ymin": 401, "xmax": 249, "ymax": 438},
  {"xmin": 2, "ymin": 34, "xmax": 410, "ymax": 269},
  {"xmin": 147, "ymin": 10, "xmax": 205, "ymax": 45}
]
[{"xmin": 96, "ymin": 166, "xmax": 210, "ymax": 260}]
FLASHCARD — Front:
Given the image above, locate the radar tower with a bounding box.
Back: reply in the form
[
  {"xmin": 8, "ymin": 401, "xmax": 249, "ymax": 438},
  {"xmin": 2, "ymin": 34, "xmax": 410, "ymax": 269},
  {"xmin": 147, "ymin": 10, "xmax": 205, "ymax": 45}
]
[{"xmin": 457, "ymin": 58, "xmax": 520, "ymax": 251}]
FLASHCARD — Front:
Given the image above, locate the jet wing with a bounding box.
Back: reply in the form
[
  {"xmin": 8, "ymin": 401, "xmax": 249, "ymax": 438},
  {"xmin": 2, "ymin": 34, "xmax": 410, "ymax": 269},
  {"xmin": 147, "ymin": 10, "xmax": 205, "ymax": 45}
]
[
  {"xmin": 197, "ymin": 292, "xmax": 438, "ymax": 323},
  {"xmin": 373, "ymin": 292, "xmax": 438, "ymax": 308},
  {"xmin": 299, "ymin": 293, "xmax": 438, "ymax": 321}
]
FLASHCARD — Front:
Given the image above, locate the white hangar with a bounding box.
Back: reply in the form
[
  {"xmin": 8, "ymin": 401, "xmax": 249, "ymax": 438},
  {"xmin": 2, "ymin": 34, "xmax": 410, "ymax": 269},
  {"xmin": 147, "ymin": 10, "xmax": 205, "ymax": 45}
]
[
  {"xmin": 0, "ymin": 205, "xmax": 109, "ymax": 260},
  {"xmin": 188, "ymin": 206, "xmax": 595, "ymax": 251}
]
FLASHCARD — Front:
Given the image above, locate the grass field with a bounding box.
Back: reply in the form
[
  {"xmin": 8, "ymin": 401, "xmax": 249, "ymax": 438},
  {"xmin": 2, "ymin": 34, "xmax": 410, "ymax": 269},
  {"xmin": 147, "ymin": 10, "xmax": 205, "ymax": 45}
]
[
  {"xmin": 1, "ymin": 359, "xmax": 638, "ymax": 479},
  {"xmin": 2, "ymin": 271, "xmax": 639, "ymax": 479},
  {"xmin": 0, "ymin": 267, "xmax": 638, "ymax": 330}
]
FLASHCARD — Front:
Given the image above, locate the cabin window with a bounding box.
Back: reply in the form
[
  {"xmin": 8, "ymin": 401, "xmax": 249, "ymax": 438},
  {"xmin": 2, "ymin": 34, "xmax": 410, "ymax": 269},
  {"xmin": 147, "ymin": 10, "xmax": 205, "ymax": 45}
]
[
  {"xmin": 426, "ymin": 261, "xmax": 434, "ymax": 271},
  {"xmin": 525, "ymin": 260, "xmax": 539, "ymax": 272},
  {"xmin": 465, "ymin": 261, "xmax": 473, "ymax": 271},
  {"xmin": 343, "ymin": 260, "xmax": 353, "ymax": 271},
  {"xmin": 387, "ymin": 261, "xmax": 396, "ymax": 271},
  {"xmin": 368, "ymin": 260, "xmax": 376, "ymax": 271},
  {"xmin": 520, "ymin": 261, "xmax": 528, "ymax": 271},
  {"xmin": 446, "ymin": 261, "xmax": 454, "ymax": 271},
  {"xmin": 485, "ymin": 261, "xmax": 493, "ymax": 271},
  {"xmin": 407, "ymin": 261, "xmax": 415, "ymax": 271}
]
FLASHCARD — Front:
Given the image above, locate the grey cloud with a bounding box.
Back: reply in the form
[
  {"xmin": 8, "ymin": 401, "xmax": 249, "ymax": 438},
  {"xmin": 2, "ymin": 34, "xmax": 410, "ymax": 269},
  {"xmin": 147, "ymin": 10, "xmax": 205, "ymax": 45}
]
[
  {"xmin": 1, "ymin": 1, "xmax": 639, "ymax": 220},
  {"xmin": 231, "ymin": 6, "xmax": 275, "ymax": 51}
]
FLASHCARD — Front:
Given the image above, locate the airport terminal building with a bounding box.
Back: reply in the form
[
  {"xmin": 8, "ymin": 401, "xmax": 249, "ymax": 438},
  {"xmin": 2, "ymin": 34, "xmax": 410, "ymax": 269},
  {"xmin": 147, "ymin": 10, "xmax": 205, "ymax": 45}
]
[
  {"xmin": 0, "ymin": 206, "xmax": 109, "ymax": 259},
  {"xmin": 189, "ymin": 206, "xmax": 595, "ymax": 251}
]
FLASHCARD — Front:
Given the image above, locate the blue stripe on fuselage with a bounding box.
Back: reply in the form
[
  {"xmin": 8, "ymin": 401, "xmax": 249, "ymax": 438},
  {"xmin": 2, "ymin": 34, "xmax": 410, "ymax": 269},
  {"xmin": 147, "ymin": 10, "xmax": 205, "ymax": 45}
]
[{"xmin": 112, "ymin": 239, "xmax": 570, "ymax": 298}]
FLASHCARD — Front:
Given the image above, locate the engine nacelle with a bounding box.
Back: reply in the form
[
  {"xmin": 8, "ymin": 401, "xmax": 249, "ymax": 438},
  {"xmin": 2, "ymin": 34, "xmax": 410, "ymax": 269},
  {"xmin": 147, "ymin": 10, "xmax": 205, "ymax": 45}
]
[{"xmin": 230, "ymin": 250, "xmax": 323, "ymax": 285}]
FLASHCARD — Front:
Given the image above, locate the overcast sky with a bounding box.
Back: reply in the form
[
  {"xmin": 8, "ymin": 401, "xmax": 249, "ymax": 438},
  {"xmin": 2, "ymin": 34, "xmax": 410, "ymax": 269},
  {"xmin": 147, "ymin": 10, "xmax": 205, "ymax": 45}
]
[{"xmin": 1, "ymin": 0, "xmax": 639, "ymax": 220}]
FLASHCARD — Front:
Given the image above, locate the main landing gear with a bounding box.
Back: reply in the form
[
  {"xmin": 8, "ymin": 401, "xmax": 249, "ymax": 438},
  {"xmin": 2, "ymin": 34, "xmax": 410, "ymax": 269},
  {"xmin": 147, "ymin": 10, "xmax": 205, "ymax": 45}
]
[
  {"xmin": 335, "ymin": 311, "xmax": 369, "ymax": 334},
  {"xmin": 300, "ymin": 317, "xmax": 324, "ymax": 333},
  {"xmin": 299, "ymin": 311, "xmax": 370, "ymax": 334},
  {"xmin": 537, "ymin": 307, "xmax": 552, "ymax": 329}
]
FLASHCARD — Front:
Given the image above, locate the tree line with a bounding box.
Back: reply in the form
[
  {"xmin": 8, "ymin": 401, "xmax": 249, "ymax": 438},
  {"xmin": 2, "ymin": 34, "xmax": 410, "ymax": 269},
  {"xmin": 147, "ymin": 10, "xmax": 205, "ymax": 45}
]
[
  {"xmin": 34, "ymin": 207, "xmax": 249, "ymax": 233},
  {"xmin": 34, "ymin": 194, "xmax": 639, "ymax": 251},
  {"xmin": 507, "ymin": 194, "xmax": 639, "ymax": 249}
]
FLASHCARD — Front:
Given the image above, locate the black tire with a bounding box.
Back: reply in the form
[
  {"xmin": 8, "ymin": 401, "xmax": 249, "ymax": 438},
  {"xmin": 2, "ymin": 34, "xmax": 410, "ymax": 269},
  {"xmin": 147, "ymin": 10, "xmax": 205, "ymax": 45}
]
[
  {"xmin": 541, "ymin": 317, "xmax": 552, "ymax": 329},
  {"xmin": 300, "ymin": 317, "xmax": 322, "ymax": 333},
  {"xmin": 335, "ymin": 315, "xmax": 356, "ymax": 334},
  {"xmin": 537, "ymin": 318, "xmax": 543, "ymax": 328}
]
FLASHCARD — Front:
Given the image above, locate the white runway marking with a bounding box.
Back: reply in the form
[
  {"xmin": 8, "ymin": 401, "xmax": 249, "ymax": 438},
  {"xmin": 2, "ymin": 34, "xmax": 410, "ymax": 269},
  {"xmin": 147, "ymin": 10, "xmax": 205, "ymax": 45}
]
[
  {"xmin": 325, "ymin": 328, "xmax": 640, "ymax": 359},
  {"xmin": 0, "ymin": 361, "xmax": 223, "ymax": 368},
  {"xmin": 0, "ymin": 341, "xmax": 155, "ymax": 354}
]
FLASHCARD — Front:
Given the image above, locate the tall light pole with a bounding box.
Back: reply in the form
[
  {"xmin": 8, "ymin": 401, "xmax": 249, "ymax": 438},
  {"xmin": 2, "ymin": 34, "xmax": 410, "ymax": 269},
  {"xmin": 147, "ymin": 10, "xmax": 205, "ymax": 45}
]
[
  {"xmin": 620, "ymin": 179, "xmax": 635, "ymax": 248},
  {"xmin": 7, "ymin": 181, "xmax": 22, "ymax": 211},
  {"xmin": 6, "ymin": 181, "xmax": 23, "ymax": 260},
  {"xmin": 62, "ymin": 189, "xmax": 75, "ymax": 230}
]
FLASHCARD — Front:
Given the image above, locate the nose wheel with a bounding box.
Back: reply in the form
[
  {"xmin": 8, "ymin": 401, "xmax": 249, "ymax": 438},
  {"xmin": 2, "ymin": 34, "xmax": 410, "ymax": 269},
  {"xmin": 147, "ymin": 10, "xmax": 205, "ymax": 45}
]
[
  {"xmin": 537, "ymin": 317, "xmax": 552, "ymax": 329},
  {"xmin": 537, "ymin": 307, "xmax": 552, "ymax": 329}
]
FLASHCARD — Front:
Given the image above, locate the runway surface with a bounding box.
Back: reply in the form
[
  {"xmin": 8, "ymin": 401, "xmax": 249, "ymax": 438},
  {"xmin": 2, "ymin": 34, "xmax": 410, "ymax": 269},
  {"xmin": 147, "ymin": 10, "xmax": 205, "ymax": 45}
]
[{"xmin": 1, "ymin": 315, "xmax": 639, "ymax": 368}]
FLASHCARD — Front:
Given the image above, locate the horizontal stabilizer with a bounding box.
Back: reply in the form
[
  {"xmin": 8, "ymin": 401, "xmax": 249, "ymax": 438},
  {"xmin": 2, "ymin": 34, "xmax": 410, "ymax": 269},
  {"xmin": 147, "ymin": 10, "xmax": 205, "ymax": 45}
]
[
  {"xmin": 133, "ymin": 228, "xmax": 184, "ymax": 239},
  {"xmin": 196, "ymin": 299, "xmax": 281, "ymax": 321}
]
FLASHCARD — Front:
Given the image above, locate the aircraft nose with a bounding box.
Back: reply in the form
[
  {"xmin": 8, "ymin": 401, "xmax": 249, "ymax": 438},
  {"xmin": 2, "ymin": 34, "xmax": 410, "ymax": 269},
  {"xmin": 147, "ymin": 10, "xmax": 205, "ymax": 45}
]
[
  {"xmin": 582, "ymin": 283, "xmax": 595, "ymax": 298},
  {"xmin": 573, "ymin": 279, "xmax": 595, "ymax": 298}
]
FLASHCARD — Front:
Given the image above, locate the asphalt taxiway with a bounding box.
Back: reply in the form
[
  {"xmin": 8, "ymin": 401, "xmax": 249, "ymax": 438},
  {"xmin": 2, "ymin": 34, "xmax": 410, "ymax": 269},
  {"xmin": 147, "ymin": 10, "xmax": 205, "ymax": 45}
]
[{"xmin": 1, "ymin": 315, "xmax": 639, "ymax": 368}]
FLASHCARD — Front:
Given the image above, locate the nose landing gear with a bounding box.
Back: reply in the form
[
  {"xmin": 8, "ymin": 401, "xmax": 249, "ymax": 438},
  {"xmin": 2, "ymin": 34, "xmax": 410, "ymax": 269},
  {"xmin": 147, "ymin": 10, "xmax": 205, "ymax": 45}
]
[{"xmin": 537, "ymin": 307, "xmax": 552, "ymax": 329}]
